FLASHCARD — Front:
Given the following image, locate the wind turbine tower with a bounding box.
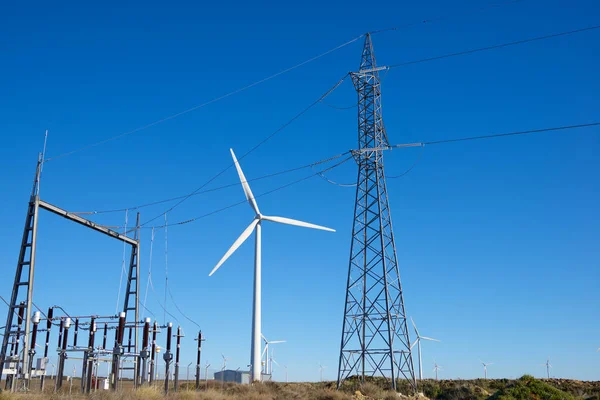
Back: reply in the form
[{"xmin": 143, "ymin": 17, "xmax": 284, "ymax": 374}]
[
  {"xmin": 433, "ymin": 362, "xmax": 441, "ymax": 381},
  {"xmin": 411, "ymin": 317, "xmax": 440, "ymax": 380},
  {"xmin": 319, "ymin": 363, "xmax": 327, "ymax": 382},
  {"xmin": 544, "ymin": 358, "xmax": 552, "ymax": 379},
  {"xmin": 481, "ymin": 361, "xmax": 493, "ymax": 379},
  {"xmin": 210, "ymin": 150, "xmax": 334, "ymax": 383},
  {"xmin": 261, "ymin": 334, "xmax": 285, "ymax": 375},
  {"xmin": 337, "ymin": 33, "xmax": 416, "ymax": 391}
]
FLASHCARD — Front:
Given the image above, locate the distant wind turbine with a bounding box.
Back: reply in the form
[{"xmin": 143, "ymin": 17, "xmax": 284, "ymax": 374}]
[
  {"xmin": 433, "ymin": 361, "xmax": 442, "ymax": 381},
  {"xmin": 221, "ymin": 354, "xmax": 229, "ymax": 372},
  {"xmin": 480, "ymin": 361, "xmax": 493, "ymax": 379},
  {"xmin": 319, "ymin": 363, "xmax": 327, "ymax": 382},
  {"xmin": 209, "ymin": 149, "xmax": 335, "ymax": 382},
  {"xmin": 261, "ymin": 334, "xmax": 285, "ymax": 375},
  {"xmin": 544, "ymin": 357, "xmax": 552, "ymax": 379},
  {"xmin": 410, "ymin": 317, "xmax": 440, "ymax": 380}
]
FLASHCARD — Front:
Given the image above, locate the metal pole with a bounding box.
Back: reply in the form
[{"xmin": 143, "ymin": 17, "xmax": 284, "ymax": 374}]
[
  {"xmin": 205, "ymin": 363, "xmax": 210, "ymax": 390},
  {"xmin": 163, "ymin": 323, "xmax": 173, "ymax": 394},
  {"xmin": 73, "ymin": 318, "xmax": 79, "ymax": 347},
  {"xmin": 21, "ymin": 191, "xmax": 40, "ymax": 392},
  {"xmin": 149, "ymin": 321, "xmax": 157, "ymax": 385},
  {"xmin": 84, "ymin": 318, "xmax": 96, "ymax": 393},
  {"xmin": 25, "ymin": 311, "xmax": 40, "ymax": 390},
  {"xmin": 111, "ymin": 312, "xmax": 125, "ymax": 391},
  {"xmin": 56, "ymin": 317, "xmax": 71, "ymax": 391},
  {"xmin": 140, "ymin": 318, "xmax": 150, "ymax": 385},
  {"xmin": 102, "ymin": 323, "xmax": 108, "ymax": 350},
  {"xmin": 174, "ymin": 325, "xmax": 181, "ymax": 391},
  {"xmin": 40, "ymin": 307, "xmax": 53, "ymax": 391},
  {"xmin": 195, "ymin": 330, "xmax": 203, "ymax": 390}
]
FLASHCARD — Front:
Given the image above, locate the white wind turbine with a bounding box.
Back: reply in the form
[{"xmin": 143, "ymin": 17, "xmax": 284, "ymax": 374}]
[
  {"xmin": 433, "ymin": 361, "xmax": 442, "ymax": 381},
  {"xmin": 319, "ymin": 363, "xmax": 327, "ymax": 382},
  {"xmin": 543, "ymin": 357, "xmax": 552, "ymax": 379},
  {"xmin": 261, "ymin": 334, "xmax": 286, "ymax": 375},
  {"xmin": 480, "ymin": 361, "xmax": 493, "ymax": 379},
  {"xmin": 209, "ymin": 149, "xmax": 335, "ymax": 382},
  {"xmin": 410, "ymin": 317, "xmax": 440, "ymax": 380}
]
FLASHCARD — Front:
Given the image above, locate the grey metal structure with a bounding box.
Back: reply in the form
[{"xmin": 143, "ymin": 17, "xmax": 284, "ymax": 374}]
[
  {"xmin": 0, "ymin": 156, "xmax": 42, "ymax": 392},
  {"xmin": 337, "ymin": 34, "xmax": 416, "ymax": 391},
  {"xmin": 214, "ymin": 369, "xmax": 251, "ymax": 384},
  {"xmin": 0, "ymin": 156, "xmax": 141, "ymax": 392}
]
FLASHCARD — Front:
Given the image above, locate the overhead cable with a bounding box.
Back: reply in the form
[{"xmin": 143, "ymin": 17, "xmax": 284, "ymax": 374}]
[
  {"xmin": 355, "ymin": 122, "xmax": 600, "ymax": 153},
  {"xmin": 371, "ymin": 0, "xmax": 525, "ymax": 35},
  {"xmin": 149, "ymin": 154, "xmax": 354, "ymax": 230},
  {"xmin": 387, "ymin": 24, "xmax": 600, "ymax": 70},
  {"xmin": 44, "ymin": 37, "xmax": 362, "ymax": 162},
  {"xmin": 74, "ymin": 151, "xmax": 349, "ymax": 215},
  {"xmin": 139, "ymin": 74, "xmax": 350, "ymax": 228}
]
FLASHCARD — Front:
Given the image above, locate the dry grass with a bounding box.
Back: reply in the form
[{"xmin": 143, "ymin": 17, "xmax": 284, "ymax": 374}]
[{"xmin": 2, "ymin": 376, "xmax": 598, "ymax": 400}]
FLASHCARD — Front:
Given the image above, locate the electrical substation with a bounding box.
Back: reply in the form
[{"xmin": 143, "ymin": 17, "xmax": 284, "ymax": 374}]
[{"xmin": 1, "ymin": 18, "xmax": 599, "ymax": 395}]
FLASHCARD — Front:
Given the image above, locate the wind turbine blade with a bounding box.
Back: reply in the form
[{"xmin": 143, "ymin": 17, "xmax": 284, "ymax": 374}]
[
  {"xmin": 261, "ymin": 215, "xmax": 335, "ymax": 232},
  {"xmin": 270, "ymin": 340, "xmax": 286, "ymax": 344},
  {"xmin": 230, "ymin": 148, "xmax": 260, "ymax": 215},
  {"xmin": 272, "ymin": 359, "xmax": 280, "ymax": 367},
  {"xmin": 261, "ymin": 334, "xmax": 268, "ymax": 342},
  {"xmin": 410, "ymin": 317, "xmax": 420, "ymax": 337},
  {"xmin": 410, "ymin": 338, "xmax": 420, "ymax": 350},
  {"xmin": 420, "ymin": 336, "xmax": 440, "ymax": 342},
  {"xmin": 209, "ymin": 219, "xmax": 258, "ymax": 276}
]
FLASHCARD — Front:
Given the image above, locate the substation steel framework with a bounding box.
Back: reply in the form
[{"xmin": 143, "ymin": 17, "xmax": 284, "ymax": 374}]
[
  {"xmin": 0, "ymin": 155, "xmax": 141, "ymax": 391},
  {"xmin": 337, "ymin": 34, "xmax": 416, "ymax": 391}
]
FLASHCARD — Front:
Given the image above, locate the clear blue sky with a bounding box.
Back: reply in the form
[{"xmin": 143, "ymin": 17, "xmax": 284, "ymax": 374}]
[{"xmin": 1, "ymin": 0, "xmax": 599, "ymax": 383}]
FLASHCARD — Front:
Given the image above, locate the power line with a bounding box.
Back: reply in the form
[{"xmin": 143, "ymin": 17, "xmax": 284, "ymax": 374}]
[
  {"xmin": 148, "ymin": 154, "xmax": 354, "ymax": 230},
  {"xmin": 370, "ymin": 0, "xmax": 525, "ymax": 35},
  {"xmin": 387, "ymin": 24, "xmax": 600, "ymax": 69},
  {"xmin": 373, "ymin": 122, "xmax": 600, "ymax": 151},
  {"xmin": 73, "ymin": 151, "xmax": 349, "ymax": 215},
  {"xmin": 44, "ymin": 37, "xmax": 362, "ymax": 163},
  {"xmin": 421, "ymin": 122, "xmax": 600, "ymax": 146},
  {"xmin": 139, "ymin": 74, "xmax": 349, "ymax": 228}
]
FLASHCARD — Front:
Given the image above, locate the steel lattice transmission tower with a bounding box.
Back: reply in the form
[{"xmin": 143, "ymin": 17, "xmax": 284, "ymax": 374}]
[{"xmin": 337, "ymin": 33, "xmax": 416, "ymax": 391}]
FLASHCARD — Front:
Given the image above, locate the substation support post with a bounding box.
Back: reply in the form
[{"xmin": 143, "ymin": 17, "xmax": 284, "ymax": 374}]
[
  {"xmin": 40, "ymin": 307, "xmax": 53, "ymax": 391},
  {"xmin": 111, "ymin": 312, "xmax": 126, "ymax": 391},
  {"xmin": 337, "ymin": 33, "xmax": 416, "ymax": 392},
  {"xmin": 163, "ymin": 323, "xmax": 173, "ymax": 394},
  {"xmin": 56, "ymin": 317, "xmax": 71, "ymax": 391},
  {"xmin": 139, "ymin": 318, "xmax": 151, "ymax": 385},
  {"xmin": 102, "ymin": 323, "xmax": 108, "ymax": 350},
  {"xmin": 173, "ymin": 325, "xmax": 182, "ymax": 391},
  {"xmin": 83, "ymin": 317, "xmax": 96, "ymax": 393},
  {"xmin": 0, "ymin": 156, "xmax": 42, "ymax": 393},
  {"xmin": 73, "ymin": 318, "xmax": 79, "ymax": 348},
  {"xmin": 25, "ymin": 312, "xmax": 40, "ymax": 390},
  {"xmin": 149, "ymin": 321, "xmax": 158, "ymax": 385},
  {"xmin": 194, "ymin": 330, "xmax": 204, "ymax": 390}
]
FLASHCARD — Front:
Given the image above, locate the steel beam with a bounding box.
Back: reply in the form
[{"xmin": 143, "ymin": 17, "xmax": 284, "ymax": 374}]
[{"xmin": 38, "ymin": 200, "xmax": 138, "ymax": 246}]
